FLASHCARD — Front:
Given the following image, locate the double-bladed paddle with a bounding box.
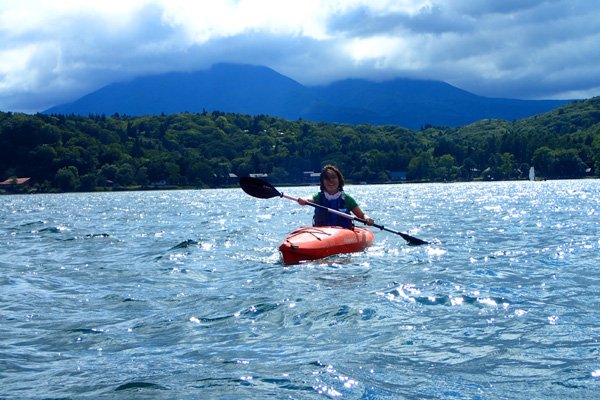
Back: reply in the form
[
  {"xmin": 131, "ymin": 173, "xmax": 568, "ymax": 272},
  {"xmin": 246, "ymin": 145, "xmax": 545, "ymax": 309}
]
[{"xmin": 239, "ymin": 176, "xmax": 429, "ymax": 246}]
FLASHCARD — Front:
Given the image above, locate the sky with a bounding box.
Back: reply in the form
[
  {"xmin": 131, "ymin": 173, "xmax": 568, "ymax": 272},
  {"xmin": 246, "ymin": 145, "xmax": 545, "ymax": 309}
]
[{"xmin": 1, "ymin": 0, "xmax": 600, "ymax": 113}]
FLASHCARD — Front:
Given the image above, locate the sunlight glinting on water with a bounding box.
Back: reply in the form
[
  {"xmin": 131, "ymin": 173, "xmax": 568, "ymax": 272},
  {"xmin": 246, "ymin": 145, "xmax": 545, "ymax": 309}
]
[{"xmin": 1, "ymin": 180, "xmax": 599, "ymax": 398}]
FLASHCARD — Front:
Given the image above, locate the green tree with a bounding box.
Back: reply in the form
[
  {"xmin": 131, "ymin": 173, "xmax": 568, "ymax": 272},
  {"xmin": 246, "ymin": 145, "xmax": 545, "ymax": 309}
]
[
  {"xmin": 80, "ymin": 173, "xmax": 98, "ymax": 191},
  {"xmin": 135, "ymin": 166, "xmax": 149, "ymax": 187},
  {"xmin": 551, "ymin": 149, "xmax": 587, "ymax": 178},
  {"xmin": 435, "ymin": 154, "xmax": 456, "ymax": 181},
  {"xmin": 532, "ymin": 147, "xmax": 555, "ymax": 178},
  {"xmin": 116, "ymin": 163, "xmax": 136, "ymax": 186},
  {"xmin": 55, "ymin": 166, "xmax": 80, "ymax": 192},
  {"xmin": 100, "ymin": 164, "xmax": 118, "ymax": 183},
  {"xmin": 407, "ymin": 150, "xmax": 434, "ymax": 181},
  {"xmin": 499, "ymin": 153, "xmax": 518, "ymax": 179}
]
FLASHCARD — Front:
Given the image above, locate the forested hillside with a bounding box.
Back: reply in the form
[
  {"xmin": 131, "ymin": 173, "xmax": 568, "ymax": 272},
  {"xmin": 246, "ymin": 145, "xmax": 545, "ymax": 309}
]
[{"xmin": 1, "ymin": 97, "xmax": 599, "ymax": 193}]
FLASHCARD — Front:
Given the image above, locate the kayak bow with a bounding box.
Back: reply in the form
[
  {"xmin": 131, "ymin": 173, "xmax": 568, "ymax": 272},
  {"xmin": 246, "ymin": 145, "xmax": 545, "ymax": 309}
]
[{"xmin": 279, "ymin": 226, "xmax": 375, "ymax": 264}]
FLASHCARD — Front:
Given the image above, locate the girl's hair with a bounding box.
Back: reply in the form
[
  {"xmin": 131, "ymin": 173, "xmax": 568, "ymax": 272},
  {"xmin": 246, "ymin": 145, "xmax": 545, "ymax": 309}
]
[{"xmin": 320, "ymin": 164, "xmax": 345, "ymax": 192}]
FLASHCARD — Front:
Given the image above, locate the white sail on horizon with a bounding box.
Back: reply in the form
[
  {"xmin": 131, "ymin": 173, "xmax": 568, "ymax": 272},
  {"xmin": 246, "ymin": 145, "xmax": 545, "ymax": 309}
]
[{"xmin": 529, "ymin": 166, "xmax": 535, "ymax": 181}]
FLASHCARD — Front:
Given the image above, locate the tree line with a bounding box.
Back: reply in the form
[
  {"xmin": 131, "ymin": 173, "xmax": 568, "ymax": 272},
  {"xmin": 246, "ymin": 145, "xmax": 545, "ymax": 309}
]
[{"xmin": 1, "ymin": 96, "xmax": 599, "ymax": 193}]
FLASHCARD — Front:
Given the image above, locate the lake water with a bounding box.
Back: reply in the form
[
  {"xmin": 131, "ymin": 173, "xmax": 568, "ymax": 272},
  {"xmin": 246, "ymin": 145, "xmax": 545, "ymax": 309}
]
[{"xmin": 1, "ymin": 180, "xmax": 599, "ymax": 399}]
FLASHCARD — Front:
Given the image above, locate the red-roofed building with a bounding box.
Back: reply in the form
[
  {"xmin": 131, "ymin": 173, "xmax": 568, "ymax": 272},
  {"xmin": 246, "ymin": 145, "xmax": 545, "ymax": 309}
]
[{"xmin": 0, "ymin": 177, "xmax": 31, "ymax": 186}]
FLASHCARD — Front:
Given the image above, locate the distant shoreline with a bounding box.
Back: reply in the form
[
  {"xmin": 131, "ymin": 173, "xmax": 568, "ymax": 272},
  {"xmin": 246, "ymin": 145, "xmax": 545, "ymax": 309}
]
[{"xmin": 4, "ymin": 177, "xmax": 598, "ymax": 196}]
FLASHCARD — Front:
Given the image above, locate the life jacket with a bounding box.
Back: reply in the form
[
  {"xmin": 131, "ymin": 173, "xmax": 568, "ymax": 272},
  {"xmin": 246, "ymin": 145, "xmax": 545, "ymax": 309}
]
[{"xmin": 313, "ymin": 191, "xmax": 353, "ymax": 228}]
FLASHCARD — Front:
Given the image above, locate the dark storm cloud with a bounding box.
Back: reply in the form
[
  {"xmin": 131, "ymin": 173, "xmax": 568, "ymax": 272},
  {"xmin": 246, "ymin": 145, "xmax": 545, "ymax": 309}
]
[{"xmin": 1, "ymin": 0, "xmax": 599, "ymax": 113}]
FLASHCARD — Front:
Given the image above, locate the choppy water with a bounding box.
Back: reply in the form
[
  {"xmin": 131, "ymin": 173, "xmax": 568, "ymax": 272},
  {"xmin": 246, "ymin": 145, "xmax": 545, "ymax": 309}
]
[{"xmin": 1, "ymin": 180, "xmax": 599, "ymax": 399}]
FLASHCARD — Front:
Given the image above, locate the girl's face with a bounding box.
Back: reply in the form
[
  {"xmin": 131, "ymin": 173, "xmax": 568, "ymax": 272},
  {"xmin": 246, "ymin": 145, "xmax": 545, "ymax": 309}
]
[{"xmin": 322, "ymin": 171, "xmax": 340, "ymax": 194}]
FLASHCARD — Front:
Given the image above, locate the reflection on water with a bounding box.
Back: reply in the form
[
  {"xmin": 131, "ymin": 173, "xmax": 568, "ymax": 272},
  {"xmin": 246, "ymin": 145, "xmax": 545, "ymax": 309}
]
[{"xmin": 1, "ymin": 180, "xmax": 599, "ymax": 398}]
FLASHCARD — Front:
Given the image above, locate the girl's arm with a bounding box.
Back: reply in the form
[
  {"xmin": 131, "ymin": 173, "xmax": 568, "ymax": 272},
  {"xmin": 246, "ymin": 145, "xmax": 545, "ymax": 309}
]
[{"xmin": 351, "ymin": 205, "xmax": 374, "ymax": 225}]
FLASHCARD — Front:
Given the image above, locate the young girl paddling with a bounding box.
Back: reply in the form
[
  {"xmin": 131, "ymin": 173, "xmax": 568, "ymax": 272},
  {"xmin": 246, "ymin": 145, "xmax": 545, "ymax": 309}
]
[{"xmin": 298, "ymin": 165, "xmax": 374, "ymax": 228}]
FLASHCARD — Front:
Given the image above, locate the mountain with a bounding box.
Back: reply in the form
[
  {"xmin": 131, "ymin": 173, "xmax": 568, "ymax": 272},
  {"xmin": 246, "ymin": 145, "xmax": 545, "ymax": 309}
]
[{"xmin": 45, "ymin": 63, "xmax": 571, "ymax": 129}]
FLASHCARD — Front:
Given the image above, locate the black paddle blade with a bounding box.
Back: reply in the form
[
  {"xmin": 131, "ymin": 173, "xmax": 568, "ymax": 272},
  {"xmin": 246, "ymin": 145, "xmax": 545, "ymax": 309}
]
[
  {"xmin": 239, "ymin": 176, "xmax": 282, "ymax": 199},
  {"xmin": 374, "ymin": 222, "xmax": 429, "ymax": 246},
  {"xmin": 401, "ymin": 233, "xmax": 429, "ymax": 246}
]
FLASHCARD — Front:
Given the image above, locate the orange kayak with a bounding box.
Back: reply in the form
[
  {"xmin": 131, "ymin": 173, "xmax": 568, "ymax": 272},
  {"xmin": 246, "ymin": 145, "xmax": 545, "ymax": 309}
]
[{"xmin": 279, "ymin": 226, "xmax": 375, "ymax": 265}]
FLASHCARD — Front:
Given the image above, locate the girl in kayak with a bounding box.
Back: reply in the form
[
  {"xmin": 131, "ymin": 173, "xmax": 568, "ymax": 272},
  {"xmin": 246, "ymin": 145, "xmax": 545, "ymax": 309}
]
[{"xmin": 298, "ymin": 165, "xmax": 374, "ymax": 228}]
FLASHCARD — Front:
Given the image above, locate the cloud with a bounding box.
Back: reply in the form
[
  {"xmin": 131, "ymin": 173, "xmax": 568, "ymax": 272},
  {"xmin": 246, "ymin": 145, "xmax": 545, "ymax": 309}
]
[{"xmin": 1, "ymin": 0, "xmax": 599, "ymax": 113}]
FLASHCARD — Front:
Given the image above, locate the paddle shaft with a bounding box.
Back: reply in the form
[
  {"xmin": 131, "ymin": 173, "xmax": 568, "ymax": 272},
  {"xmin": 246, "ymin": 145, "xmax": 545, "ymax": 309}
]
[
  {"xmin": 281, "ymin": 193, "xmax": 358, "ymax": 221},
  {"xmin": 281, "ymin": 193, "xmax": 425, "ymax": 244}
]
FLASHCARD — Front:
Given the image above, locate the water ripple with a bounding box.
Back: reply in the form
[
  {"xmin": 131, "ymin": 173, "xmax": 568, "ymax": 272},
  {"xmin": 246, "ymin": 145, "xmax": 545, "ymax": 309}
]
[{"xmin": 1, "ymin": 181, "xmax": 599, "ymax": 398}]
